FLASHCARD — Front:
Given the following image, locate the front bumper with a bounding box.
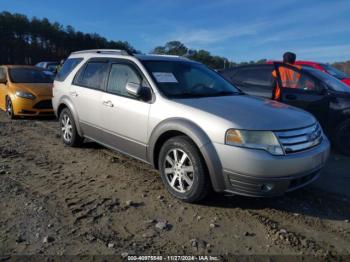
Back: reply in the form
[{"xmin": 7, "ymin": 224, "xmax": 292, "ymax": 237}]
[
  {"xmin": 13, "ymin": 96, "xmax": 54, "ymax": 116},
  {"xmin": 213, "ymin": 136, "xmax": 330, "ymax": 197}
]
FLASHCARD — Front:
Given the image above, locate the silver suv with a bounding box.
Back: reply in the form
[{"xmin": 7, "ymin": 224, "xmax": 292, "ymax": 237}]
[{"xmin": 52, "ymin": 49, "xmax": 330, "ymax": 202}]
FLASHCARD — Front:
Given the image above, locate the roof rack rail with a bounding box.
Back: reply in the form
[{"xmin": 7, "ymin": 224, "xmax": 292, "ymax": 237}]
[
  {"xmin": 148, "ymin": 54, "xmax": 189, "ymax": 59},
  {"xmin": 72, "ymin": 49, "xmax": 130, "ymax": 55}
]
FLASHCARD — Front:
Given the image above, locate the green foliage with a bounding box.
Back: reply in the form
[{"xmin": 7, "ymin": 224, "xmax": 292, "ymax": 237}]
[
  {"xmin": 151, "ymin": 41, "xmax": 236, "ymax": 69},
  {"xmin": 332, "ymin": 61, "xmax": 350, "ymax": 75},
  {"xmin": 0, "ymin": 11, "xmax": 136, "ymax": 64}
]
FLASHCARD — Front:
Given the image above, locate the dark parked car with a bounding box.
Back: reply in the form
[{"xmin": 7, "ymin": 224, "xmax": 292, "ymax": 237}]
[
  {"xmin": 220, "ymin": 63, "xmax": 350, "ymax": 155},
  {"xmin": 35, "ymin": 61, "xmax": 59, "ymax": 72}
]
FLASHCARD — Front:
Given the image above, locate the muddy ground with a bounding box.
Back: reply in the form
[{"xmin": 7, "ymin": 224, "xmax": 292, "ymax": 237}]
[{"xmin": 0, "ymin": 110, "xmax": 350, "ymax": 260}]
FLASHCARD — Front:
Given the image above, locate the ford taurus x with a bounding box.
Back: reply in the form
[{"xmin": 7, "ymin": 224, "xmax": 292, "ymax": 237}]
[{"xmin": 52, "ymin": 50, "xmax": 330, "ymax": 202}]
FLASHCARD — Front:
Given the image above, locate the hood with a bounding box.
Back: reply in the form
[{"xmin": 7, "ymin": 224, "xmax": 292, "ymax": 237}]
[
  {"xmin": 11, "ymin": 83, "xmax": 53, "ymax": 97},
  {"xmin": 174, "ymin": 95, "xmax": 316, "ymax": 131},
  {"xmin": 341, "ymin": 78, "xmax": 350, "ymax": 87}
]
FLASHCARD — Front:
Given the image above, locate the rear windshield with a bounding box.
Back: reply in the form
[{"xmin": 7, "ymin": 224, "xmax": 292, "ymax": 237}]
[{"xmin": 9, "ymin": 68, "xmax": 54, "ymax": 83}]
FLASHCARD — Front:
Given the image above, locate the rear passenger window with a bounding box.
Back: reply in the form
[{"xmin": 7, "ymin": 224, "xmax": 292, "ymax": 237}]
[
  {"xmin": 75, "ymin": 61, "xmax": 109, "ymax": 90},
  {"xmin": 107, "ymin": 63, "xmax": 141, "ymax": 97},
  {"xmin": 56, "ymin": 58, "xmax": 83, "ymax": 82}
]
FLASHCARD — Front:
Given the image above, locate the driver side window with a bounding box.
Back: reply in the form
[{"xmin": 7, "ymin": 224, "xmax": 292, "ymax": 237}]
[
  {"xmin": 297, "ymin": 74, "xmax": 316, "ymax": 91},
  {"xmin": 276, "ymin": 66, "xmax": 317, "ymax": 91},
  {"xmin": 107, "ymin": 63, "xmax": 141, "ymax": 98}
]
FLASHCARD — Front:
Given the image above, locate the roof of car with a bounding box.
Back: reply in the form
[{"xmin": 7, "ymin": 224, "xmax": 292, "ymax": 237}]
[
  {"xmin": 266, "ymin": 60, "xmax": 324, "ymax": 66},
  {"xmin": 221, "ymin": 64, "xmax": 273, "ymax": 72},
  {"xmin": 135, "ymin": 54, "xmax": 192, "ymax": 62},
  {"xmin": 70, "ymin": 49, "xmax": 193, "ymax": 62}
]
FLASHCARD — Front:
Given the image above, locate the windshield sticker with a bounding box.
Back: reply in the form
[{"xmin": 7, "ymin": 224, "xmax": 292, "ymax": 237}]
[{"xmin": 153, "ymin": 72, "xmax": 178, "ymax": 83}]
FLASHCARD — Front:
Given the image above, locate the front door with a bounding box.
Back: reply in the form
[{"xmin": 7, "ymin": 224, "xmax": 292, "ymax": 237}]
[
  {"xmin": 273, "ymin": 62, "xmax": 330, "ymax": 126},
  {"xmin": 100, "ymin": 61, "xmax": 151, "ymax": 161}
]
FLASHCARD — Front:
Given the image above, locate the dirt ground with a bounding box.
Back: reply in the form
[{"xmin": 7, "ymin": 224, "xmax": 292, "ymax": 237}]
[{"xmin": 0, "ymin": 110, "xmax": 350, "ymax": 260}]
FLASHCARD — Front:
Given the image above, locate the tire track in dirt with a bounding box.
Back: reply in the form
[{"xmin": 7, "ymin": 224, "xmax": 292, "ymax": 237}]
[{"xmin": 1, "ymin": 112, "xmax": 350, "ymax": 256}]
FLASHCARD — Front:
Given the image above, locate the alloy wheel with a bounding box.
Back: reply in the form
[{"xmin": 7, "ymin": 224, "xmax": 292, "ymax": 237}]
[
  {"xmin": 163, "ymin": 148, "xmax": 194, "ymax": 193},
  {"xmin": 61, "ymin": 114, "xmax": 73, "ymax": 143}
]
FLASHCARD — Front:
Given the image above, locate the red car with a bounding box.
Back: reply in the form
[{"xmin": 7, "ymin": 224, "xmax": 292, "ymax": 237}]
[{"xmin": 267, "ymin": 60, "xmax": 350, "ymax": 86}]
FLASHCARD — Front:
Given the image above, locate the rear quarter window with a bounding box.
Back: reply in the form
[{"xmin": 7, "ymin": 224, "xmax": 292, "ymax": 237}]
[{"xmin": 55, "ymin": 58, "xmax": 83, "ymax": 82}]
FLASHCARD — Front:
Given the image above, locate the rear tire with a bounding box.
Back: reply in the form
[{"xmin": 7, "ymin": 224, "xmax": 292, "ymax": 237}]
[
  {"xmin": 158, "ymin": 136, "xmax": 210, "ymax": 203},
  {"xmin": 59, "ymin": 108, "xmax": 83, "ymax": 147},
  {"xmin": 6, "ymin": 97, "xmax": 15, "ymax": 119},
  {"xmin": 334, "ymin": 119, "xmax": 350, "ymax": 156}
]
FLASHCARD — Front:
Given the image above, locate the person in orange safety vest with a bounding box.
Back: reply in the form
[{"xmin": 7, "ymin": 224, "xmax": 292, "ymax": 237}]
[{"xmin": 272, "ymin": 52, "xmax": 301, "ymax": 100}]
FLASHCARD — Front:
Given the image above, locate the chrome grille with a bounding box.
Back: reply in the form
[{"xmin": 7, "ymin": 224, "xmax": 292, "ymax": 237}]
[{"xmin": 275, "ymin": 123, "xmax": 323, "ymax": 154}]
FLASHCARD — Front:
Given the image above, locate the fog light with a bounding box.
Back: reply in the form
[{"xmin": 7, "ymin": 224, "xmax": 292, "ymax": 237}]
[{"xmin": 261, "ymin": 184, "xmax": 274, "ymax": 192}]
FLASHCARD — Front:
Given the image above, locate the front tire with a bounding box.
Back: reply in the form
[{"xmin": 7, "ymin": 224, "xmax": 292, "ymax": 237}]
[
  {"xmin": 158, "ymin": 136, "xmax": 210, "ymax": 203},
  {"xmin": 334, "ymin": 119, "xmax": 350, "ymax": 156},
  {"xmin": 59, "ymin": 108, "xmax": 83, "ymax": 147},
  {"xmin": 6, "ymin": 97, "xmax": 15, "ymax": 119}
]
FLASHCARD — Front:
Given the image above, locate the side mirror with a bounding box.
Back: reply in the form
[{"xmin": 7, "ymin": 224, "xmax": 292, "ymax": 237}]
[
  {"xmin": 126, "ymin": 82, "xmax": 152, "ymax": 101},
  {"xmin": 126, "ymin": 82, "xmax": 142, "ymax": 97}
]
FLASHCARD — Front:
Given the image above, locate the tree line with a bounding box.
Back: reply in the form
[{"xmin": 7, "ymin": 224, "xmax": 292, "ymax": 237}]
[
  {"xmin": 0, "ymin": 11, "xmax": 136, "ymax": 65},
  {"xmin": 0, "ymin": 11, "xmax": 348, "ymax": 73},
  {"xmin": 151, "ymin": 41, "xmax": 267, "ymax": 69},
  {"xmin": 0, "ymin": 11, "xmax": 263, "ymax": 68},
  {"xmin": 332, "ymin": 61, "xmax": 350, "ymax": 75}
]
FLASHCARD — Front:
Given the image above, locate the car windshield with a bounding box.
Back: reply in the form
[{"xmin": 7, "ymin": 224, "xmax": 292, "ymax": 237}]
[
  {"xmin": 142, "ymin": 60, "xmax": 241, "ymax": 98},
  {"xmin": 9, "ymin": 68, "xmax": 54, "ymax": 83},
  {"xmin": 306, "ymin": 68, "xmax": 350, "ymax": 93},
  {"xmin": 321, "ymin": 64, "xmax": 349, "ymax": 80}
]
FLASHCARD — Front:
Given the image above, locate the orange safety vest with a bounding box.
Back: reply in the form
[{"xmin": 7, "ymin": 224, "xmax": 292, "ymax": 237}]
[{"xmin": 272, "ymin": 64, "xmax": 302, "ymax": 100}]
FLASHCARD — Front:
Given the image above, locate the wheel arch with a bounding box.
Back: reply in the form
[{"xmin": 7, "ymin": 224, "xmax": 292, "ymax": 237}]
[
  {"xmin": 56, "ymin": 97, "xmax": 83, "ymax": 136},
  {"xmin": 147, "ymin": 118, "xmax": 225, "ymax": 192}
]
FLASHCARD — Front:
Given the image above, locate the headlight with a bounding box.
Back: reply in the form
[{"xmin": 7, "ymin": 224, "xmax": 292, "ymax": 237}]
[
  {"xmin": 15, "ymin": 91, "xmax": 36, "ymax": 100},
  {"xmin": 225, "ymin": 129, "xmax": 284, "ymax": 155}
]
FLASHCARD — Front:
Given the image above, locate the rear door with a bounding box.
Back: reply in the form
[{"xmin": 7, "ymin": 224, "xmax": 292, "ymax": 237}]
[
  {"xmin": 70, "ymin": 59, "xmax": 109, "ymax": 138},
  {"xmin": 273, "ymin": 62, "xmax": 330, "ymax": 125},
  {"xmin": 226, "ymin": 66, "xmax": 274, "ymax": 99}
]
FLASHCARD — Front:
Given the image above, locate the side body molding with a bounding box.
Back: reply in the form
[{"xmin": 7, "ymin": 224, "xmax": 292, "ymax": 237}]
[{"xmin": 147, "ymin": 118, "xmax": 225, "ymax": 192}]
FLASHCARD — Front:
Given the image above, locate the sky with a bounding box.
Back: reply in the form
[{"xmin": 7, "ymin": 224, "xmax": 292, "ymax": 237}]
[{"xmin": 1, "ymin": 0, "xmax": 350, "ymax": 62}]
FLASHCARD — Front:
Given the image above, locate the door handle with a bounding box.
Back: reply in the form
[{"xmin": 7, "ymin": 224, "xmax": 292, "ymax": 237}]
[
  {"xmin": 69, "ymin": 91, "xmax": 78, "ymax": 97},
  {"xmin": 102, "ymin": 100, "xmax": 114, "ymax": 107},
  {"xmin": 285, "ymin": 94, "xmax": 297, "ymax": 100}
]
